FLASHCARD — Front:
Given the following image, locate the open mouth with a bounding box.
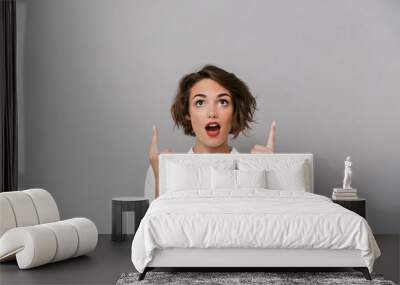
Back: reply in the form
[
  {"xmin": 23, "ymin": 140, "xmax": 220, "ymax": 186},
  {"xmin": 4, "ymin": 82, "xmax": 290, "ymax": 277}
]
[{"xmin": 205, "ymin": 122, "xmax": 221, "ymax": 137}]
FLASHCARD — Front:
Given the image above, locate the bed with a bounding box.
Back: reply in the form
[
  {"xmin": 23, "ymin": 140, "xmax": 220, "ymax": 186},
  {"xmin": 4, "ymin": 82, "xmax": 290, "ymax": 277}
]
[{"xmin": 131, "ymin": 153, "xmax": 380, "ymax": 281}]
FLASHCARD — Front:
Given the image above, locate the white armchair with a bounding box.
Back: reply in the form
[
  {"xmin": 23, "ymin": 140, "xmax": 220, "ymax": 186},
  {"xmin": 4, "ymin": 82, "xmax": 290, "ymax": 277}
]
[{"xmin": 0, "ymin": 189, "xmax": 98, "ymax": 269}]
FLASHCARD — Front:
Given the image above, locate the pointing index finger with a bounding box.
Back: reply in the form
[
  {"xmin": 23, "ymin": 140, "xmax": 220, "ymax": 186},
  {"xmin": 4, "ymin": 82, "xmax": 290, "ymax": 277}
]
[
  {"xmin": 150, "ymin": 125, "xmax": 159, "ymax": 153},
  {"xmin": 266, "ymin": 121, "xmax": 276, "ymax": 149}
]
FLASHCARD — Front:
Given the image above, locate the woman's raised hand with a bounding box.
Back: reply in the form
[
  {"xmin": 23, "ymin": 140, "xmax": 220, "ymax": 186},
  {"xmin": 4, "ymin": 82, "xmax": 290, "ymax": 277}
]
[
  {"xmin": 250, "ymin": 121, "xmax": 276, "ymax": 154},
  {"xmin": 149, "ymin": 126, "xmax": 172, "ymax": 178}
]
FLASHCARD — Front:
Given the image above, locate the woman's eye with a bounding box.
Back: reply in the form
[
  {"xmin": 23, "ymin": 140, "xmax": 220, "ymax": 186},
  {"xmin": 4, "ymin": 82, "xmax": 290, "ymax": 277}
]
[
  {"xmin": 195, "ymin": 100, "xmax": 204, "ymax": 107},
  {"xmin": 220, "ymin": 99, "xmax": 230, "ymax": 106}
]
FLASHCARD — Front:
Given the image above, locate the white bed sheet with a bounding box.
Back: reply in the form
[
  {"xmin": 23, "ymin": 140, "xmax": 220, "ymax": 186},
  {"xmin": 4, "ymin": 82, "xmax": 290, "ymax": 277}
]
[{"xmin": 131, "ymin": 189, "xmax": 380, "ymax": 273}]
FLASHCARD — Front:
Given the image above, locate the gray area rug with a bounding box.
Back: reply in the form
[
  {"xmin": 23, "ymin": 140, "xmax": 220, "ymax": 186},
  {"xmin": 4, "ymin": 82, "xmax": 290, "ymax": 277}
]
[{"xmin": 116, "ymin": 271, "xmax": 396, "ymax": 285}]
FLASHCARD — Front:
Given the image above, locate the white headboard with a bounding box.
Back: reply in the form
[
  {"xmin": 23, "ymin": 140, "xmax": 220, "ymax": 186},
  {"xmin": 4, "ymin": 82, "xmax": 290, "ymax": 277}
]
[{"xmin": 159, "ymin": 153, "xmax": 314, "ymax": 195}]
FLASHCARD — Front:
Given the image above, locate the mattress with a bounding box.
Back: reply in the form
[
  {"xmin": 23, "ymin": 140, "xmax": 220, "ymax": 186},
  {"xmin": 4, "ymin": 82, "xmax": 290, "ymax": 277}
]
[{"xmin": 131, "ymin": 189, "xmax": 380, "ymax": 273}]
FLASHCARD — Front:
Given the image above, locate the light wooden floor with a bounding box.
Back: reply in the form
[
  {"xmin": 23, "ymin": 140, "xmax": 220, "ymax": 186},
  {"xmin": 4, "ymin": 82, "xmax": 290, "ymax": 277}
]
[{"xmin": 0, "ymin": 234, "xmax": 398, "ymax": 285}]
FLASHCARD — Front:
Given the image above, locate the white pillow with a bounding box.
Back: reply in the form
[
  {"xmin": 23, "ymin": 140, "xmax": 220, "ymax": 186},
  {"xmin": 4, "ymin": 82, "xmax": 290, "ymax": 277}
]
[
  {"xmin": 211, "ymin": 168, "xmax": 236, "ymax": 190},
  {"xmin": 238, "ymin": 159, "xmax": 308, "ymax": 191},
  {"xmin": 165, "ymin": 158, "xmax": 236, "ymax": 192},
  {"xmin": 267, "ymin": 163, "xmax": 306, "ymax": 191},
  {"xmin": 211, "ymin": 168, "xmax": 268, "ymax": 190},
  {"xmin": 237, "ymin": 169, "xmax": 267, "ymax": 188},
  {"xmin": 166, "ymin": 162, "xmax": 211, "ymax": 191}
]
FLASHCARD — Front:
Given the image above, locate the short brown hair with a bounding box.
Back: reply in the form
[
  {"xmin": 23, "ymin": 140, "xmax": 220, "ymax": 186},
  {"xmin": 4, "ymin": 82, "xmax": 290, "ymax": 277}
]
[{"xmin": 170, "ymin": 65, "xmax": 257, "ymax": 139}]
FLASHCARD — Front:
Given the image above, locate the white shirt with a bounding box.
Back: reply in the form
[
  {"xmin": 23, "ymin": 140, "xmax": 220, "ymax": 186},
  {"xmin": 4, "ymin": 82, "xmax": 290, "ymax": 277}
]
[{"xmin": 144, "ymin": 147, "xmax": 239, "ymax": 201}]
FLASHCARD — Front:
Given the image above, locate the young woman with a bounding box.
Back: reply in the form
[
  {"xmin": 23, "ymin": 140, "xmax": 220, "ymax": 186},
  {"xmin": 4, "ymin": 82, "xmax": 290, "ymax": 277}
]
[{"xmin": 145, "ymin": 65, "xmax": 276, "ymax": 200}]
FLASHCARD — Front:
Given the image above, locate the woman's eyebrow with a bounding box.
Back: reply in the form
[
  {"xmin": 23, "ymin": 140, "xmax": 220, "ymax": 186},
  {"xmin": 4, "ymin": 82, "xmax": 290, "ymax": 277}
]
[
  {"xmin": 193, "ymin": 94, "xmax": 207, "ymax": 99},
  {"xmin": 193, "ymin": 93, "xmax": 231, "ymax": 99},
  {"xmin": 217, "ymin": 93, "xmax": 231, "ymax": 98}
]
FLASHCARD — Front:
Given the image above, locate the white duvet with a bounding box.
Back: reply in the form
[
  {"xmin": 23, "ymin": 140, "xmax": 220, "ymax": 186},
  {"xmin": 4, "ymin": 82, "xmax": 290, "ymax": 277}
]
[{"xmin": 131, "ymin": 190, "xmax": 380, "ymax": 273}]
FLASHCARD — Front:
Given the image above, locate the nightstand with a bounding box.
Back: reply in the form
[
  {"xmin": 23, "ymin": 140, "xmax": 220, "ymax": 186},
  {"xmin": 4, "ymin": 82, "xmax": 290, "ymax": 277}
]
[
  {"xmin": 332, "ymin": 198, "xmax": 366, "ymax": 218},
  {"xmin": 111, "ymin": 197, "xmax": 149, "ymax": 242}
]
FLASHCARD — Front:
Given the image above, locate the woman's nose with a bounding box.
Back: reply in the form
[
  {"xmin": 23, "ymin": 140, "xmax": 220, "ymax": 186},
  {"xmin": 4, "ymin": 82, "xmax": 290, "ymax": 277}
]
[{"xmin": 207, "ymin": 109, "xmax": 218, "ymax": 118}]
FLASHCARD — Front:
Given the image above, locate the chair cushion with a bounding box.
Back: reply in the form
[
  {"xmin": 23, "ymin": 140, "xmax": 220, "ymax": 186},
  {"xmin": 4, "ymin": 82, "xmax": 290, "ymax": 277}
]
[
  {"xmin": 0, "ymin": 225, "xmax": 57, "ymax": 269},
  {"xmin": 0, "ymin": 189, "xmax": 60, "ymax": 238},
  {"xmin": 23, "ymin": 189, "xmax": 60, "ymax": 223},
  {"xmin": 0, "ymin": 191, "xmax": 39, "ymax": 227},
  {"xmin": 0, "ymin": 196, "xmax": 16, "ymax": 237},
  {"xmin": 0, "ymin": 218, "xmax": 98, "ymax": 269},
  {"xmin": 64, "ymin": 218, "xmax": 98, "ymax": 257},
  {"xmin": 42, "ymin": 221, "xmax": 79, "ymax": 262}
]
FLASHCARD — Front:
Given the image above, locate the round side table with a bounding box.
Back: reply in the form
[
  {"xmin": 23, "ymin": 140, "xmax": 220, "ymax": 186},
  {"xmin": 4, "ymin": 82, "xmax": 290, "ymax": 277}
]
[{"xmin": 111, "ymin": 196, "xmax": 149, "ymax": 242}]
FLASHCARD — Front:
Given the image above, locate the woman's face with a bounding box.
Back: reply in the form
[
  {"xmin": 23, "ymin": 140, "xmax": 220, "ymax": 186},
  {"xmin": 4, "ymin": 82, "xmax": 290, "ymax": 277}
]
[{"xmin": 186, "ymin": 79, "xmax": 234, "ymax": 149}]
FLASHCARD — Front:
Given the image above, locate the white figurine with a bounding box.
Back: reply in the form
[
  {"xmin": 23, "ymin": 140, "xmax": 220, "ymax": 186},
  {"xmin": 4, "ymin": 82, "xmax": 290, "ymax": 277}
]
[{"xmin": 343, "ymin": 156, "xmax": 352, "ymax": 189}]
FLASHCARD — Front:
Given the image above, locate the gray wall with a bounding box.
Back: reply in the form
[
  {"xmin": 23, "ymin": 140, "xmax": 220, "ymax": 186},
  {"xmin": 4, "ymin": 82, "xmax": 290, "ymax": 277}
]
[{"xmin": 17, "ymin": 0, "xmax": 400, "ymax": 234}]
